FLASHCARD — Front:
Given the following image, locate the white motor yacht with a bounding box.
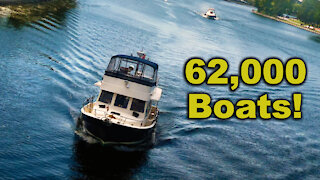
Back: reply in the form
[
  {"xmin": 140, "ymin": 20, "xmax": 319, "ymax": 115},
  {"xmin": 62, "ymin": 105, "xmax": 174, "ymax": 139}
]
[
  {"xmin": 202, "ymin": 8, "xmax": 217, "ymax": 20},
  {"xmin": 80, "ymin": 51, "xmax": 162, "ymax": 145}
]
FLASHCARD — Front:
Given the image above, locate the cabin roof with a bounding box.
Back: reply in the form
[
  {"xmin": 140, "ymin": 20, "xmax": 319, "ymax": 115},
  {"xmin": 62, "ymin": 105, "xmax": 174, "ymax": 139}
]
[{"xmin": 112, "ymin": 55, "xmax": 158, "ymax": 69}]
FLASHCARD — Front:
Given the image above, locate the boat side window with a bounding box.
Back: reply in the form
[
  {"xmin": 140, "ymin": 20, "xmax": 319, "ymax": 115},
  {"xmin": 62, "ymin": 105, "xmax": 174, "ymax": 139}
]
[
  {"xmin": 106, "ymin": 59, "xmax": 115, "ymax": 71},
  {"xmin": 145, "ymin": 102, "xmax": 151, "ymax": 117},
  {"xmin": 114, "ymin": 94, "xmax": 130, "ymax": 109},
  {"xmin": 107, "ymin": 58, "xmax": 120, "ymax": 72},
  {"xmin": 130, "ymin": 98, "xmax": 145, "ymax": 113},
  {"xmin": 135, "ymin": 63, "xmax": 144, "ymax": 77},
  {"xmin": 98, "ymin": 90, "xmax": 113, "ymax": 104},
  {"xmin": 143, "ymin": 65, "xmax": 155, "ymax": 80}
]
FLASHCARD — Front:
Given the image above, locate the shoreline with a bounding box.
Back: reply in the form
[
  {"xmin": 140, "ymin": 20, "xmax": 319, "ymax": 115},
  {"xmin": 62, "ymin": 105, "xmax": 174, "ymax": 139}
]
[
  {"xmin": 224, "ymin": 0, "xmax": 251, "ymax": 6},
  {"xmin": 252, "ymin": 10, "xmax": 320, "ymax": 35},
  {"xmin": 0, "ymin": 0, "xmax": 50, "ymax": 5}
]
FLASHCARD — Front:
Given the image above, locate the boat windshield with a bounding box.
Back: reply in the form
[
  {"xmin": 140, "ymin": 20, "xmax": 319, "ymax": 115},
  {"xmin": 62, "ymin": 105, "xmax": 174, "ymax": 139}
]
[{"xmin": 106, "ymin": 56, "xmax": 157, "ymax": 85}]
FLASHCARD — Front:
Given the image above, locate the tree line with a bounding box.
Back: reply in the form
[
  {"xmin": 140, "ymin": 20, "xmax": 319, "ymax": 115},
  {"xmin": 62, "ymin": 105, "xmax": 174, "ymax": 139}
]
[{"xmin": 247, "ymin": 0, "xmax": 320, "ymax": 26}]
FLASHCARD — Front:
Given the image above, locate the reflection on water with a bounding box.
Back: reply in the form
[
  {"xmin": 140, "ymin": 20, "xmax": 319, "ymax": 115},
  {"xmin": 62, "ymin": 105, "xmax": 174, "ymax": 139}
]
[
  {"xmin": 310, "ymin": 35, "xmax": 320, "ymax": 43},
  {"xmin": 0, "ymin": 0, "xmax": 76, "ymax": 28},
  {"xmin": 72, "ymin": 138, "xmax": 148, "ymax": 179}
]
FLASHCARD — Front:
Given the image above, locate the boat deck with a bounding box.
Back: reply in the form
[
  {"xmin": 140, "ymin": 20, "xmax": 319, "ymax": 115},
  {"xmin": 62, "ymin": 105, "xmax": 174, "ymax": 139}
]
[{"xmin": 82, "ymin": 102, "xmax": 158, "ymax": 128}]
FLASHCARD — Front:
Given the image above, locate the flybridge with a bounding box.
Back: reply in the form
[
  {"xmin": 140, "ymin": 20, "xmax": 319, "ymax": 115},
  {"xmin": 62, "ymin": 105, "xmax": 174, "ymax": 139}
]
[
  {"xmin": 112, "ymin": 55, "xmax": 158, "ymax": 69},
  {"xmin": 105, "ymin": 54, "xmax": 158, "ymax": 87}
]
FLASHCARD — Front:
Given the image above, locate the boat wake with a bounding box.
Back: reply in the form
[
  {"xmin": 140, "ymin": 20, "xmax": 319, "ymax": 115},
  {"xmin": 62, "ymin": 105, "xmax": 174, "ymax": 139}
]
[
  {"xmin": 310, "ymin": 35, "xmax": 320, "ymax": 43},
  {"xmin": 192, "ymin": 9, "xmax": 219, "ymax": 20}
]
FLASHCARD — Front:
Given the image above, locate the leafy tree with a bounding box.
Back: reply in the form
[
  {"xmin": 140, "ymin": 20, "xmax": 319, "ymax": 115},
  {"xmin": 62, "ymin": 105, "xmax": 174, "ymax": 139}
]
[
  {"xmin": 297, "ymin": 0, "xmax": 320, "ymax": 26},
  {"xmin": 254, "ymin": 0, "xmax": 295, "ymax": 16},
  {"xmin": 247, "ymin": 0, "xmax": 320, "ymax": 26}
]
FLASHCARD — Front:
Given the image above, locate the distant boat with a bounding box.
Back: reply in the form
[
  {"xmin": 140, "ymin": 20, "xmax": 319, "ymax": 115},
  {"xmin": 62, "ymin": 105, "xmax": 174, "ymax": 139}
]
[
  {"xmin": 202, "ymin": 8, "xmax": 218, "ymax": 20},
  {"xmin": 80, "ymin": 51, "xmax": 162, "ymax": 146}
]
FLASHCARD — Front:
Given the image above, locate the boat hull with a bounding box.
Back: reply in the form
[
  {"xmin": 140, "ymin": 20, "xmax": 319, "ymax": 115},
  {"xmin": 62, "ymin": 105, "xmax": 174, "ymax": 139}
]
[
  {"xmin": 202, "ymin": 14, "xmax": 217, "ymax": 20},
  {"xmin": 80, "ymin": 113, "xmax": 155, "ymax": 145},
  {"xmin": 206, "ymin": 15, "xmax": 217, "ymax": 20},
  {"xmin": 207, "ymin": 16, "xmax": 217, "ymax": 20}
]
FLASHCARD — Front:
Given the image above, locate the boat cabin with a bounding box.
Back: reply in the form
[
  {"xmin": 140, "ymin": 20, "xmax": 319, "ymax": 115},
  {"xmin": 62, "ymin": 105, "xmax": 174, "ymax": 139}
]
[
  {"xmin": 204, "ymin": 8, "xmax": 216, "ymax": 17},
  {"xmin": 105, "ymin": 55, "xmax": 158, "ymax": 87},
  {"xmin": 95, "ymin": 90, "xmax": 158, "ymax": 121},
  {"xmin": 84, "ymin": 54, "xmax": 161, "ymax": 126}
]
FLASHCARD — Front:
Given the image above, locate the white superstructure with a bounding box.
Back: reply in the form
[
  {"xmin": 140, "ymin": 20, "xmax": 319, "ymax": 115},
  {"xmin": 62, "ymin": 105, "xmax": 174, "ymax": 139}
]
[{"xmin": 80, "ymin": 52, "xmax": 162, "ymax": 140}]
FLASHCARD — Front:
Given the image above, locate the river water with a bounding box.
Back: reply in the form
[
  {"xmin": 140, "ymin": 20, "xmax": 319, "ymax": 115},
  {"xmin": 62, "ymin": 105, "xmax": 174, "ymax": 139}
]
[{"xmin": 0, "ymin": 0, "xmax": 320, "ymax": 179}]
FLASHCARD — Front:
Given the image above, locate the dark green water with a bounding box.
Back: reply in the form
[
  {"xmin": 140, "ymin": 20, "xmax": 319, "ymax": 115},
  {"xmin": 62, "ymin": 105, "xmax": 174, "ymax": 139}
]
[{"xmin": 0, "ymin": 0, "xmax": 320, "ymax": 179}]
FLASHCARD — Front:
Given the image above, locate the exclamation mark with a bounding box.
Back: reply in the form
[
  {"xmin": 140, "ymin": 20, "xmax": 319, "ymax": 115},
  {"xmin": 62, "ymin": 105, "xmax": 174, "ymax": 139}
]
[{"xmin": 293, "ymin": 93, "xmax": 302, "ymax": 119}]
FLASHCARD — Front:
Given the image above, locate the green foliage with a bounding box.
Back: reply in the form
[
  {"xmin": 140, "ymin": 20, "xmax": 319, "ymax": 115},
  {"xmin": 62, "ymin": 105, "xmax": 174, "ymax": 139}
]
[
  {"xmin": 252, "ymin": 0, "xmax": 320, "ymax": 26},
  {"xmin": 254, "ymin": 0, "xmax": 296, "ymax": 16},
  {"xmin": 246, "ymin": 0, "xmax": 256, "ymax": 5},
  {"xmin": 297, "ymin": 0, "xmax": 320, "ymax": 26}
]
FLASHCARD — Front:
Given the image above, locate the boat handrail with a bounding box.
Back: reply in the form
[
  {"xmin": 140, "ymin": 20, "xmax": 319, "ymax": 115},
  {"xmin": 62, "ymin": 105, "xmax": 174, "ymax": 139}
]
[
  {"xmin": 105, "ymin": 70, "xmax": 157, "ymax": 86},
  {"xmin": 89, "ymin": 105, "xmax": 145, "ymax": 127}
]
